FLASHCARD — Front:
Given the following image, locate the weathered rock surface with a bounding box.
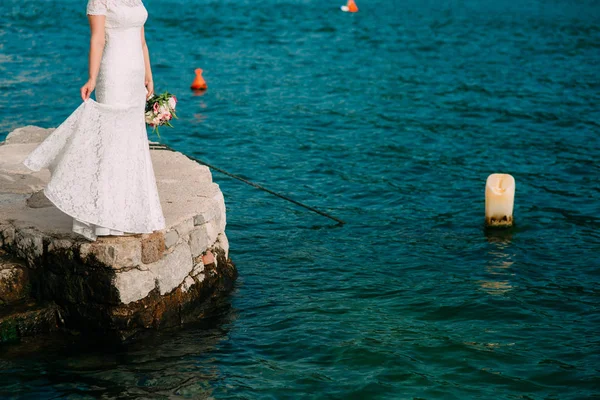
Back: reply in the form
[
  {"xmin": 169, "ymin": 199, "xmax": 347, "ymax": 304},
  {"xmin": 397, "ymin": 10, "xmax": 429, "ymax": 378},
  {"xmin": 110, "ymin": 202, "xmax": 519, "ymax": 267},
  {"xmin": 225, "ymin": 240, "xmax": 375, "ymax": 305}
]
[
  {"xmin": 0, "ymin": 126, "xmax": 237, "ymax": 342},
  {"xmin": 0, "ymin": 300, "xmax": 62, "ymax": 343},
  {"xmin": 0, "ymin": 248, "xmax": 31, "ymax": 305}
]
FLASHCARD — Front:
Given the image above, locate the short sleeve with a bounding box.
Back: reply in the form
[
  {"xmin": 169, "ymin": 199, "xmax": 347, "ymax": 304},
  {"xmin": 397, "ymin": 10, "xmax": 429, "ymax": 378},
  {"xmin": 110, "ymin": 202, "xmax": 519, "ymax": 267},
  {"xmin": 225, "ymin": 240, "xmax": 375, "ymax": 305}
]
[{"xmin": 87, "ymin": 0, "xmax": 108, "ymax": 15}]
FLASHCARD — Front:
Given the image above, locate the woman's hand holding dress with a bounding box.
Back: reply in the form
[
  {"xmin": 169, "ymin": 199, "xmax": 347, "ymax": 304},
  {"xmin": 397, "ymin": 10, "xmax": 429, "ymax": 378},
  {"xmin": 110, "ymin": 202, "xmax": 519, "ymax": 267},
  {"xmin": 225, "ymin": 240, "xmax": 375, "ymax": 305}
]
[{"xmin": 81, "ymin": 79, "xmax": 96, "ymax": 101}]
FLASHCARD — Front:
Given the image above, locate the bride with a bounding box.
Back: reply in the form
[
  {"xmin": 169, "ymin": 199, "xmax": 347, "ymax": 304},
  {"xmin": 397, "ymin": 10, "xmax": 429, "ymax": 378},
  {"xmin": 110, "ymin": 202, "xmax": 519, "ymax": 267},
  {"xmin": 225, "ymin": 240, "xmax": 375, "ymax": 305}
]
[{"xmin": 22, "ymin": 0, "xmax": 166, "ymax": 241}]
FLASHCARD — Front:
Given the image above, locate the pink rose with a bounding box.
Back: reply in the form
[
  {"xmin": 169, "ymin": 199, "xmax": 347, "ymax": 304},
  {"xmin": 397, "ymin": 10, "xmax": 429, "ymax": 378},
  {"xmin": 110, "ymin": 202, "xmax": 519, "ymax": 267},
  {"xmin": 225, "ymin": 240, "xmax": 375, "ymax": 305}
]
[{"xmin": 153, "ymin": 102, "xmax": 159, "ymax": 113}]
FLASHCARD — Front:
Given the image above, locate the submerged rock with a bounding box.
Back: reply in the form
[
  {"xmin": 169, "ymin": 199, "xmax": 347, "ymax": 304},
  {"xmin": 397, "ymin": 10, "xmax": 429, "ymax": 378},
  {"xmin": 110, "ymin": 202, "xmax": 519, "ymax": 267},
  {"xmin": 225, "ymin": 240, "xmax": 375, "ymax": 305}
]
[{"xmin": 0, "ymin": 300, "xmax": 62, "ymax": 343}]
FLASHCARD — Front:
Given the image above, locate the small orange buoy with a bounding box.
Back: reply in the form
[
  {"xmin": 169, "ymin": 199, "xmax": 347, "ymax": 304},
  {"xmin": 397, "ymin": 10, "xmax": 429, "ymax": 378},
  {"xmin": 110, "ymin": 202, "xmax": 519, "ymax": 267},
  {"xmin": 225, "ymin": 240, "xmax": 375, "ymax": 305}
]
[
  {"xmin": 341, "ymin": 0, "xmax": 358, "ymax": 12},
  {"xmin": 191, "ymin": 68, "xmax": 207, "ymax": 91}
]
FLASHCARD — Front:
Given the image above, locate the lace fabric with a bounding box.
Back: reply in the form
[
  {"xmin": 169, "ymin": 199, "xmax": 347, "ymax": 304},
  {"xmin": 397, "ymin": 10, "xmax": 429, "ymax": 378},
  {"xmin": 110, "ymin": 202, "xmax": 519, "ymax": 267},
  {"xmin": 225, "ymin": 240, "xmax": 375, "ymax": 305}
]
[
  {"xmin": 25, "ymin": 100, "xmax": 165, "ymax": 237},
  {"xmin": 23, "ymin": 0, "xmax": 164, "ymax": 241},
  {"xmin": 87, "ymin": 0, "xmax": 144, "ymax": 15},
  {"xmin": 86, "ymin": 0, "xmax": 106, "ymax": 15}
]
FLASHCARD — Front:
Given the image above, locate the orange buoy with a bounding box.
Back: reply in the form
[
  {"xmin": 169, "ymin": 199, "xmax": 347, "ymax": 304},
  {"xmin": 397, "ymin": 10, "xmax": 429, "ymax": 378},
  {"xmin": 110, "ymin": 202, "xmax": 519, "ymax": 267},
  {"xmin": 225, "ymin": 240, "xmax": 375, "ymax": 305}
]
[
  {"xmin": 341, "ymin": 0, "xmax": 358, "ymax": 12},
  {"xmin": 191, "ymin": 68, "xmax": 207, "ymax": 91}
]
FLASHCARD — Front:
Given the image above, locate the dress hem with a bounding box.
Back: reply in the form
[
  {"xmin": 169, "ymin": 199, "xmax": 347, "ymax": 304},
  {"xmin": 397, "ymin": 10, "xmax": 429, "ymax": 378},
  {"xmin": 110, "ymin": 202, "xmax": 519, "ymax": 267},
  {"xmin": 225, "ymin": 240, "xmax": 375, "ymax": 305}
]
[{"xmin": 43, "ymin": 186, "xmax": 164, "ymax": 237}]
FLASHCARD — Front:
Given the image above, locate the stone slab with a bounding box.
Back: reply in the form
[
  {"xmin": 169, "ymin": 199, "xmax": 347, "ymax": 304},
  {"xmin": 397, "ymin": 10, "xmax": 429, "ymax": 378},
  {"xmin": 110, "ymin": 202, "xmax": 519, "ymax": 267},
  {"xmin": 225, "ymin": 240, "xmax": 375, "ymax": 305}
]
[
  {"xmin": 0, "ymin": 126, "xmax": 224, "ymax": 242},
  {"xmin": 3, "ymin": 126, "xmax": 55, "ymax": 145},
  {"xmin": 0, "ymin": 126, "xmax": 235, "ymax": 341}
]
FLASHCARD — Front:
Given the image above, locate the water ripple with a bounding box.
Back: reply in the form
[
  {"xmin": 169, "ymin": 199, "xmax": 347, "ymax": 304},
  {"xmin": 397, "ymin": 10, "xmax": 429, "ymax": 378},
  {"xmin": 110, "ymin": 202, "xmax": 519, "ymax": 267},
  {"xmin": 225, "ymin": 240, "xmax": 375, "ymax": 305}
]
[{"xmin": 1, "ymin": 0, "xmax": 599, "ymax": 398}]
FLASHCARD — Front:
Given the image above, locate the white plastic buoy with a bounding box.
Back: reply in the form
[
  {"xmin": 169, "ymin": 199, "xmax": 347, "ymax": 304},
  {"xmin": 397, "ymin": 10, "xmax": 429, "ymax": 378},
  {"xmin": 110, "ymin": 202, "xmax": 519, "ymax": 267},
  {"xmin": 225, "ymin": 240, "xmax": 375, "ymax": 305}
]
[{"xmin": 485, "ymin": 173, "xmax": 515, "ymax": 227}]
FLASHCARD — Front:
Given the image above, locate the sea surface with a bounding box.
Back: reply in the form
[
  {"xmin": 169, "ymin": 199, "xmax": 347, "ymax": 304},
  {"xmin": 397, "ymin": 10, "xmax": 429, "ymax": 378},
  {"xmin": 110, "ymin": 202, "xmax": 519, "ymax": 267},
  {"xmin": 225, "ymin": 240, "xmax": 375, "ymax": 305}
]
[{"xmin": 1, "ymin": 0, "xmax": 599, "ymax": 398}]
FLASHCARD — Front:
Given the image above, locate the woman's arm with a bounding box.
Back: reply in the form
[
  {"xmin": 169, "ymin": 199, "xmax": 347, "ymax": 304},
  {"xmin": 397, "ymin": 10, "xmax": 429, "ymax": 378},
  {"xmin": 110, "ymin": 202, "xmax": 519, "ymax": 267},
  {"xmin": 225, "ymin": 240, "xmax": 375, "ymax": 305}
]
[
  {"xmin": 141, "ymin": 26, "xmax": 154, "ymax": 99},
  {"xmin": 81, "ymin": 15, "xmax": 106, "ymax": 101}
]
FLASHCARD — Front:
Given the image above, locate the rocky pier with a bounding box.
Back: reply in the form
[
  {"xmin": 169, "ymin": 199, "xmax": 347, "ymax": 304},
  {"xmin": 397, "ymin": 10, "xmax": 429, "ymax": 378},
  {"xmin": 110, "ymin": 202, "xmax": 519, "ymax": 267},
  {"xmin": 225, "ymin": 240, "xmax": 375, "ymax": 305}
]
[{"xmin": 0, "ymin": 126, "xmax": 237, "ymax": 343}]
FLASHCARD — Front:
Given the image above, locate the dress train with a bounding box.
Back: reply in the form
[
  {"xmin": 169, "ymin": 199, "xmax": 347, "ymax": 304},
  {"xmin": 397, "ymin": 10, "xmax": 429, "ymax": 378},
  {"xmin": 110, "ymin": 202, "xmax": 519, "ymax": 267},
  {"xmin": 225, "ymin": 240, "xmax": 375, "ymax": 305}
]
[{"xmin": 23, "ymin": 99, "xmax": 166, "ymax": 241}]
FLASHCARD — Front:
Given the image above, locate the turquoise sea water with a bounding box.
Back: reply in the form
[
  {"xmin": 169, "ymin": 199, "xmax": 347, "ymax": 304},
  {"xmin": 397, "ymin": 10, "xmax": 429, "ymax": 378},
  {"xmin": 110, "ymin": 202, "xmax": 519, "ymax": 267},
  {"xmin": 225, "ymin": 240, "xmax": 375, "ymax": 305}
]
[{"xmin": 1, "ymin": 0, "xmax": 599, "ymax": 398}]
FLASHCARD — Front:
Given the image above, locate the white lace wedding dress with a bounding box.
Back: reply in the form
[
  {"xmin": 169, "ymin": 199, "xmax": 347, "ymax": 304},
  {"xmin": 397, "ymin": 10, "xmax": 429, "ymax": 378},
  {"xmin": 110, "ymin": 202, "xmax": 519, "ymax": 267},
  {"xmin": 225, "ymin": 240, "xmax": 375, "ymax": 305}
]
[{"xmin": 22, "ymin": 0, "xmax": 166, "ymax": 241}]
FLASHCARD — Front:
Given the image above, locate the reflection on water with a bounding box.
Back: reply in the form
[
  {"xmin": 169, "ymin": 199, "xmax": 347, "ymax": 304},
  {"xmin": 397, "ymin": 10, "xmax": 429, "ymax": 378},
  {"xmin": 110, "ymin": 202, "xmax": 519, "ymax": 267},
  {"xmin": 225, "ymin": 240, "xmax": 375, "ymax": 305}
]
[
  {"xmin": 194, "ymin": 112, "xmax": 208, "ymax": 124},
  {"xmin": 0, "ymin": 303, "xmax": 237, "ymax": 399},
  {"xmin": 479, "ymin": 229, "xmax": 515, "ymax": 295},
  {"xmin": 192, "ymin": 97, "xmax": 207, "ymax": 123}
]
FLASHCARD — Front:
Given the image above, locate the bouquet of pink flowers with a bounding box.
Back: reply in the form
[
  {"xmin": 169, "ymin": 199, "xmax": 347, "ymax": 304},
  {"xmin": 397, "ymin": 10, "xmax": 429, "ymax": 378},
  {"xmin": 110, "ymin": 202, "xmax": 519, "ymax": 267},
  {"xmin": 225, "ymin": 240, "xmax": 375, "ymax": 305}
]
[{"xmin": 145, "ymin": 91, "xmax": 178, "ymax": 138}]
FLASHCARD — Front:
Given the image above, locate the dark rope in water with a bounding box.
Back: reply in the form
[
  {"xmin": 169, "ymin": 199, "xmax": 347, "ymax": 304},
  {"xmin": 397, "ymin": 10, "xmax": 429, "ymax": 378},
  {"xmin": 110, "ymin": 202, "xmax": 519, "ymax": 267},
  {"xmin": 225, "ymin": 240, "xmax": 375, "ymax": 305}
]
[{"xmin": 149, "ymin": 142, "xmax": 345, "ymax": 225}]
